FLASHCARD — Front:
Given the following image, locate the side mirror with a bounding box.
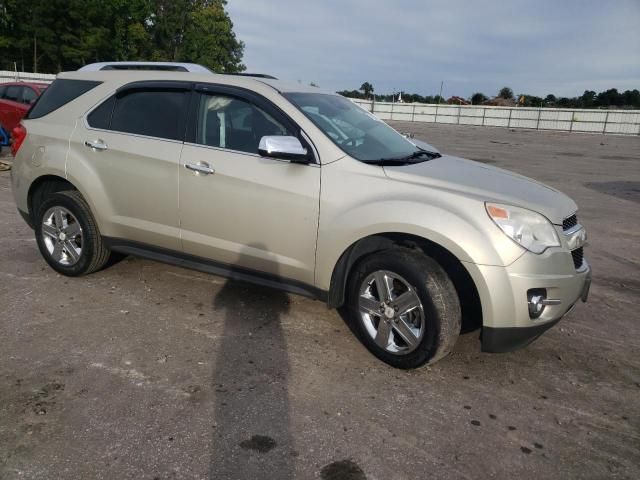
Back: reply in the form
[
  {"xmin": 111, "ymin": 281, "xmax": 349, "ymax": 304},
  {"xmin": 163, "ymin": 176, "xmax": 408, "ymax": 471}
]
[{"xmin": 258, "ymin": 136, "xmax": 310, "ymax": 163}]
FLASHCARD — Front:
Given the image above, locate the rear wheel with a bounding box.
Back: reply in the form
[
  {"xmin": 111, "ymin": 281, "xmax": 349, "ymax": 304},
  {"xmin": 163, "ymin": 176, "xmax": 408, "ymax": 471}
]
[
  {"xmin": 35, "ymin": 191, "xmax": 111, "ymax": 276},
  {"xmin": 346, "ymin": 248, "xmax": 461, "ymax": 369}
]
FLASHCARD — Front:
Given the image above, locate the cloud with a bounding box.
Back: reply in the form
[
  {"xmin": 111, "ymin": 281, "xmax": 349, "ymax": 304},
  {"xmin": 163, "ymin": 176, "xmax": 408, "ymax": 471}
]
[{"xmin": 227, "ymin": 0, "xmax": 640, "ymax": 97}]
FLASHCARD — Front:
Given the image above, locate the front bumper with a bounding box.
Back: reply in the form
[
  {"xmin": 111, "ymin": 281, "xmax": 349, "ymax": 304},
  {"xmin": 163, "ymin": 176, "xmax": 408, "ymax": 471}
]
[{"xmin": 464, "ymin": 247, "xmax": 592, "ymax": 353}]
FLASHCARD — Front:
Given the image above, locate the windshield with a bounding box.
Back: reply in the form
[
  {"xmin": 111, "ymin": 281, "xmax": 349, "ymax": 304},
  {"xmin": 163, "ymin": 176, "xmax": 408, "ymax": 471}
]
[{"xmin": 285, "ymin": 93, "xmax": 422, "ymax": 162}]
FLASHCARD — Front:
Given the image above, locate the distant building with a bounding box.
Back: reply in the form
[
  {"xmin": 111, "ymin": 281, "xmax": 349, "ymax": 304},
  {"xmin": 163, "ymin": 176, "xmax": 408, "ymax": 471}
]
[
  {"xmin": 483, "ymin": 97, "xmax": 516, "ymax": 107},
  {"xmin": 446, "ymin": 96, "xmax": 470, "ymax": 105}
]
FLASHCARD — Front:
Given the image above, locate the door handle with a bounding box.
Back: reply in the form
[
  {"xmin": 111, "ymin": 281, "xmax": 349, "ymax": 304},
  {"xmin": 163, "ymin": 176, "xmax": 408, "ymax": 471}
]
[
  {"xmin": 85, "ymin": 139, "xmax": 108, "ymax": 151},
  {"xmin": 185, "ymin": 162, "xmax": 215, "ymax": 175}
]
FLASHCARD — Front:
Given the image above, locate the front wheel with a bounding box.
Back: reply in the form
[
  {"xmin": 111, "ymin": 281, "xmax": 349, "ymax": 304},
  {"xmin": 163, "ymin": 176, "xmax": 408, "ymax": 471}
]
[{"xmin": 346, "ymin": 248, "xmax": 461, "ymax": 369}]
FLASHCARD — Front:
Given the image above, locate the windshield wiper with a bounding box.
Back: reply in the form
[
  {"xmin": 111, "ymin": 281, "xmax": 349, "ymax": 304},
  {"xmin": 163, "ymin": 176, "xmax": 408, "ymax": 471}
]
[
  {"xmin": 405, "ymin": 149, "xmax": 441, "ymax": 161},
  {"xmin": 363, "ymin": 149, "xmax": 441, "ymax": 166}
]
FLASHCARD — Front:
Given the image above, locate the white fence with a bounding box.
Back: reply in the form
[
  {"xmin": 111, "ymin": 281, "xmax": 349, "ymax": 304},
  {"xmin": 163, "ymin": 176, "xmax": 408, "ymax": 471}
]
[
  {"xmin": 0, "ymin": 70, "xmax": 56, "ymax": 84},
  {"xmin": 351, "ymin": 99, "xmax": 640, "ymax": 136}
]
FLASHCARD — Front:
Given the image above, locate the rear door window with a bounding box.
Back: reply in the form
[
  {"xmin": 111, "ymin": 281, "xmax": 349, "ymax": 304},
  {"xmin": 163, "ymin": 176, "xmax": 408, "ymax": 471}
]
[
  {"xmin": 110, "ymin": 89, "xmax": 189, "ymax": 141},
  {"xmin": 27, "ymin": 79, "xmax": 101, "ymax": 119},
  {"xmin": 0, "ymin": 85, "xmax": 6, "ymax": 98}
]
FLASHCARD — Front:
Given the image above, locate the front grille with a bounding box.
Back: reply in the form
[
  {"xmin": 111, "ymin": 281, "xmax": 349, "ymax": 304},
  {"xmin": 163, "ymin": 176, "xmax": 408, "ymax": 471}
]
[
  {"xmin": 571, "ymin": 247, "xmax": 584, "ymax": 269},
  {"xmin": 563, "ymin": 214, "xmax": 577, "ymax": 231}
]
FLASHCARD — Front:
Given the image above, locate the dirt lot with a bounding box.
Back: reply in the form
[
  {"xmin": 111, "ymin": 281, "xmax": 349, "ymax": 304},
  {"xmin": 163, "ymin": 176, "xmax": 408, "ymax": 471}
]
[{"xmin": 1, "ymin": 125, "xmax": 639, "ymax": 480}]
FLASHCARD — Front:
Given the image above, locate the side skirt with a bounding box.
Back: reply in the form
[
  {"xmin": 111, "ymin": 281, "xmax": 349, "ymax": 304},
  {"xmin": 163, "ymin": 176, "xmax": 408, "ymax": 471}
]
[{"xmin": 103, "ymin": 237, "xmax": 328, "ymax": 302}]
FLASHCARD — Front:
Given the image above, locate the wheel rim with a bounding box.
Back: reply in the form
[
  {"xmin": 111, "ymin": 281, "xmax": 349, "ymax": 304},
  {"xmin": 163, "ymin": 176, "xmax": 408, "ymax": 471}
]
[
  {"xmin": 358, "ymin": 270, "xmax": 425, "ymax": 355},
  {"xmin": 41, "ymin": 206, "xmax": 83, "ymax": 266}
]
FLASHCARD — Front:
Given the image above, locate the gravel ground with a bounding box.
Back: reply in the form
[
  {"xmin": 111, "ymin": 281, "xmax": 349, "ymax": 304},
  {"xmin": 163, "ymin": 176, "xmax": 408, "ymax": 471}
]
[{"xmin": 0, "ymin": 124, "xmax": 639, "ymax": 480}]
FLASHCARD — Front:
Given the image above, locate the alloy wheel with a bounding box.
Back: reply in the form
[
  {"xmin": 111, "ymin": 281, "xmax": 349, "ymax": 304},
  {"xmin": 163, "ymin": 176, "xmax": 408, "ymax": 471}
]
[
  {"xmin": 358, "ymin": 270, "xmax": 425, "ymax": 355},
  {"xmin": 41, "ymin": 206, "xmax": 83, "ymax": 266}
]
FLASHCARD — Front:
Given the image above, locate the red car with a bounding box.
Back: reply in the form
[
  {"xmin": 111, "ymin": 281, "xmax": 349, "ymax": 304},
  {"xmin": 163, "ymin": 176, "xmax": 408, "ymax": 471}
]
[{"xmin": 0, "ymin": 82, "xmax": 49, "ymax": 142}]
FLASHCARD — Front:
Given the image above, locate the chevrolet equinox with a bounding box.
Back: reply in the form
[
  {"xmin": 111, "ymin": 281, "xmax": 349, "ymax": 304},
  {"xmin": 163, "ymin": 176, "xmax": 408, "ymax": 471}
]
[{"xmin": 10, "ymin": 71, "xmax": 591, "ymax": 368}]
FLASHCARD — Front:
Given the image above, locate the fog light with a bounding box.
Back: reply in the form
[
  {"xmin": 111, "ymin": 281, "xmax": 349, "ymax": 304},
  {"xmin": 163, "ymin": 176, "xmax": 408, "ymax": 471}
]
[{"xmin": 527, "ymin": 289, "xmax": 562, "ymax": 319}]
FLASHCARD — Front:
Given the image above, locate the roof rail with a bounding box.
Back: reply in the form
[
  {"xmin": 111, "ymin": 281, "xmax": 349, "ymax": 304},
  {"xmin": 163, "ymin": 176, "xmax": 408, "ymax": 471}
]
[
  {"xmin": 226, "ymin": 73, "xmax": 278, "ymax": 79},
  {"xmin": 78, "ymin": 62, "xmax": 212, "ymax": 73}
]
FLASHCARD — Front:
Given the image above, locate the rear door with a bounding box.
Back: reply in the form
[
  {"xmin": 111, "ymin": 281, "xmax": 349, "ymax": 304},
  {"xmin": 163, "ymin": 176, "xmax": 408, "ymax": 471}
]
[
  {"xmin": 69, "ymin": 81, "xmax": 190, "ymax": 250},
  {"xmin": 178, "ymin": 84, "xmax": 320, "ymax": 285}
]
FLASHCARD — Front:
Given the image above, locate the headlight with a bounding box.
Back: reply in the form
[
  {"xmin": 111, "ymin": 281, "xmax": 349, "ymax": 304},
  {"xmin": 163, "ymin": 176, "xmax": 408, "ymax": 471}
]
[{"xmin": 485, "ymin": 203, "xmax": 560, "ymax": 254}]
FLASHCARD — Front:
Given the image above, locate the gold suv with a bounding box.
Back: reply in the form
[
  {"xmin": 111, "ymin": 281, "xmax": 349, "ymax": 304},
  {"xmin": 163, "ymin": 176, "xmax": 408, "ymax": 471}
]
[{"xmin": 10, "ymin": 71, "xmax": 591, "ymax": 368}]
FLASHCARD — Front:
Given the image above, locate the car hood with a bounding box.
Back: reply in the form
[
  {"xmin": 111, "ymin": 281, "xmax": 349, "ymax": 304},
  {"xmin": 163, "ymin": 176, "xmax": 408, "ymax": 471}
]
[{"xmin": 383, "ymin": 155, "xmax": 577, "ymax": 224}]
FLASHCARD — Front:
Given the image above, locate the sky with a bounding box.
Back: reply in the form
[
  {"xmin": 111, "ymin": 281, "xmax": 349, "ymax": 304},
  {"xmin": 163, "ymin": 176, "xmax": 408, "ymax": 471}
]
[{"xmin": 226, "ymin": 0, "xmax": 640, "ymax": 99}]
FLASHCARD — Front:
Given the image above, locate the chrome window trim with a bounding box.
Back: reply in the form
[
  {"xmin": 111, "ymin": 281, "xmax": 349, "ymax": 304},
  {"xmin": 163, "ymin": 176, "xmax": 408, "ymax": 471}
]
[
  {"xmin": 83, "ymin": 111, "xmax": 184, "ymax": 145},
  {"xmin": 182, "ymin": 141, "xmax": 320, "ymax": 167},
  {"xmin": 83, "ymin": 125, "xmax": 185, "ymax": 145},
  {"xmin": 81, "ymin": 84, "xmax": 322, "ymax": 162}
]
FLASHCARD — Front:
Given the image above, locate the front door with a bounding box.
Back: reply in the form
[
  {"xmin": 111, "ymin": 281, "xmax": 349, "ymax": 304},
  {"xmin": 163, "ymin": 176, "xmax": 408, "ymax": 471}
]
[{"xmin": 179, "ymin": 86, "xmax": 320, "ymax": 285}]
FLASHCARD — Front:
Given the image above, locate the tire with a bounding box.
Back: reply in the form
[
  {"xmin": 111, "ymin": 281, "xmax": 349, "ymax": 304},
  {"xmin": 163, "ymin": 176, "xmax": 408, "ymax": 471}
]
[
  {"xmin": 34, "ymin": 190, "xmax": 111, "ymax": 276},
  {"xmin": 346, "ymin": 248, "xmax": 461, "ymax": 369}
]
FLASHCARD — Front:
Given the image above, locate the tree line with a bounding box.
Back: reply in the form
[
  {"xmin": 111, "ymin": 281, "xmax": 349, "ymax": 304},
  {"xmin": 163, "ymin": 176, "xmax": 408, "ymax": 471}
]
[
  {"xmin": 341, "ymin": 83, "xmax": 640, "ymax": 109},
  {"xmin": 0, "ymin": 0, "xmax": 245, "ymax": 73}
]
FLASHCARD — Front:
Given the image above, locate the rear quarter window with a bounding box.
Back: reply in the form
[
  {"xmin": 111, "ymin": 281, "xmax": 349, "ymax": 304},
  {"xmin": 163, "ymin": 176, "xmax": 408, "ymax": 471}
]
[
  {"xmin": 87, "ymin": 96, "xmax": 116, "ymax": 129},
  {"xmin": 27, "ymin": 79, "xmax": 101, "ymax": 119}
]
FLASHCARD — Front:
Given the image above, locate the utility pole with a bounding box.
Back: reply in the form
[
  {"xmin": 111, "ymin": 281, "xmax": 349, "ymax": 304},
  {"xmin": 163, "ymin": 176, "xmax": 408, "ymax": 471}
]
[
  {"xmin": 33, "ymin": 34, "xmax": 37, "ymax": 73},
  {"xmin": 437, "ymin": 81, "xmax": 444, "ymax": 104}
]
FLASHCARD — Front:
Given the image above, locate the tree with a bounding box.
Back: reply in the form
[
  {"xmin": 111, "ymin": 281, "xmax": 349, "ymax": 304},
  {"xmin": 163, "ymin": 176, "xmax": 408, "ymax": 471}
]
[
  {"xmin": 596, "ymin": 88, "xmax": 622, "ymax": 107},
  {"xmin": 471, "ymin": 92, "xmax": 487, "ymax": 105},
  {"xmin": 517, "ymin": 95, "xmax": 543, "ymax": 107},
  {"xmin": 337, "ymin": 89, "xmax": 363, "ymax": 99},
  {"xmin": 580, "ymin": 90, "xmax": 596, "ymax": 108},
  {"xmin": 622, "ymin": 89, "xmax": 640, "ymax": 108},
  {"xmin": 338, "ymin": 85, "xmax": 640, "ymax": 108},
  {"xmin": 180, "ymin": 1, "xmax": 245, "ymax": 72},
  {"xmin": 0, "ymin": 0, "xmax": 244, "ymax": 73},
  {"xmin": 498, "ymin": 86, "xmax": 514, "ymax": 100},
  {"xmin": 360, "ymin": 82, "xmax": 374, "ymax": 98}
]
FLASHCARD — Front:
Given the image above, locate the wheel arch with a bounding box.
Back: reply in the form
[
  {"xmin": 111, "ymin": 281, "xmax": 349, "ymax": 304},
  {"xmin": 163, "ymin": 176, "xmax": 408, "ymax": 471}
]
[
  {"xmin": 328, "ymin": 232, "xmax": 483, "ymax": 333},
  {"xmin": 27, "ymin": 175, "xmax": 79, "ymax": 226}
]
